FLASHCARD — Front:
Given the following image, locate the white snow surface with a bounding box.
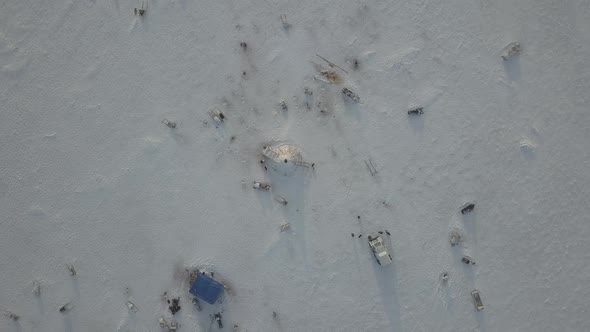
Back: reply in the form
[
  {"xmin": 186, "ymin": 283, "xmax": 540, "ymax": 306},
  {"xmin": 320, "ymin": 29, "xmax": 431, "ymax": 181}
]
[{"xmin": 1, "ymin": 0, "xmax": 590, "ymax": 331}]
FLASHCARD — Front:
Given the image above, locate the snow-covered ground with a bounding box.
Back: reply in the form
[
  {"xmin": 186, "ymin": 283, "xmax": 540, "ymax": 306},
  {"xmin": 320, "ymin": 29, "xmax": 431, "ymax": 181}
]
[{"xmin": 1, "ymin": 0, "xmax": 590, "ymax": 331}]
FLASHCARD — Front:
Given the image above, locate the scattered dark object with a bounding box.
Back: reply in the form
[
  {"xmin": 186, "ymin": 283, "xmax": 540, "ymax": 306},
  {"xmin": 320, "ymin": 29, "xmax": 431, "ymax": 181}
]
[
  {"xmin": 274, "ymin": 195, "xmax": 288, "ymax": 205},
  {"xmin": 501, "ymin": 42, "xmax": 521, "ymax": 60},
  {"xmin": 461, "ymin": 203, "xmax": 475, "ymax": 215},
  {"xmin": 311, "ymin": 163, "xmax": 315, "ymax": 168},
  {"xmin": 440, "ymin": 271, "xmax": 449, "ymax": 282},
  {"xmin": 240, "ymin": 41, "xmax": 247, "ymax": 49},
  {"xmin": 304, "ymin": 87, "xmax": 313, "ymax": 95},
  {"xmin": 378, "ymin": 231, "xmax": 383, "ymax": 234},
  {"xmin": 352, "ymin": 59, "xmax": 359, "ymax": 70},
  {"xmin": 358, "ymin": 234, "xmax": 362, "ymax": 238},
  {"xmin": 385, "ymin": 230, "xmax": 391, "ymax": 236},
  {"xmin": 5, "ymin": 311, "xmax": 19, "ymax": 321},
  {"xmin": 192, "ymin": 297, "xmax": 202, "ymax": 311},
  {"xmin": 357, "ymin": 216, "xmax": 360, "ymax": 220},
  {"xmin": 230, "ymin": 135, "xmax": 236, "ymax": 142},
  {"xmin": 169, "ymin": 297, "xmax": 181, "ymax": 315},
  {"xmin": 316, "ymin": 54, "xmax": 349, "ymax": 74},
  {"xmin": 211, "ymin": 272, "xmax": 214, "ymax": 277},
  {"xmin": 32, "ymin": 280, "xmax": 41, "ymax": 296},
  {"xmin": 365, "ymin": 159, "xmax": 377, "ymax": 176},
  {"xmin": 280, "ymin": 100, "xmax": 288, "ymax": 111},
  {"xmin": 59, "ymin": 302, "xmax": 72, "ymax": 313},
  {"xmin": 471, "ymin": 289, "xmax": 485, "ymax": 310},
  {"xmin": 242, "ymin": 71, "xmax": 246, "ymax": 77},
  {"xmin": 407, "ymin": 106, "xmax": 424, "ymax": 115},
  {"xmin": 66, "ymin": 263, "xmax": 76, "ymax": 276},
  {"xmin": 367, "ymin": 235, "xmax": 372, "ymax": 240},
  {"xmin": 162, "ymin": 118, "xmax": 177, "ymax": 128},
  {"xmin": 214, "ymin": 312, "xmax": 223, "ymax": 328},
  {"xmin": 280, "ymin": 14, "xmax": 290, "ymax": 28},
  {"xmin": 272, "ymin": 311, "xmax": 279, "ymax": 320},
  {"xmin": 450, "ymin": 231, "xmax": 462, "ymax": 246},
  {"xmin": 351, "ymin": 233, "xmax": 354, "ymax": 237},
  {"xmin": 260, "ymin": 160, "xmax": 264, "ymax": 164},
  {"xmin": 134, "ymin": 1, "xmax": 146, "ymax": 16},
  {"xmin": 462, "ymin": 255, "xmax": 476, "ymax": 265},
  {"xmin": 284, "ymin": 159, "xmax": 288, "ymax": 163},
  {"xmin": 342, "ymin": 87, "xmax": 360, "ymax": 102},
  {"xmin": 126, "ymin": 300, "xmax": 138, "ymax": 313},
  {"xmin": 208, "ymin": 107, "xmax": 225, "ymax": 126},
  {"xmin": 253, "ymin": 181, "xmax": 271, "ymax": 190}
]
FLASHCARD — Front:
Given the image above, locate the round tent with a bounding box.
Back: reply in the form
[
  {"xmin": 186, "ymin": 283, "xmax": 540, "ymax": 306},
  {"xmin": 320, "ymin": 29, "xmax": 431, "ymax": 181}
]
[{"xmin": 262, "ymin": 143, "xmax": 303, "ymax": 177}]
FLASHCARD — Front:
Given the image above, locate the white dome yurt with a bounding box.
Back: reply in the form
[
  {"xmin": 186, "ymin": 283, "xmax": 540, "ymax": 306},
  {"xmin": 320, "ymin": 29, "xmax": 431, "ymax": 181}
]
[{"xmin": 262, "ymin": 143, "xmax": 304, "ymax": 177}]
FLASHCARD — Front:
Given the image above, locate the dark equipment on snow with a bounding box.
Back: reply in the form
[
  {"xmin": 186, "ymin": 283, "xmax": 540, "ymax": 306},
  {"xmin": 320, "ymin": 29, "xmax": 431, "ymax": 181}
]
[
  {"xmin": 214, "ymin": 312, "xmax": 223, "ymax": 328},
  {"xmin": 461, "ymin": 203, "xmax": 475, "ymax": 215}
]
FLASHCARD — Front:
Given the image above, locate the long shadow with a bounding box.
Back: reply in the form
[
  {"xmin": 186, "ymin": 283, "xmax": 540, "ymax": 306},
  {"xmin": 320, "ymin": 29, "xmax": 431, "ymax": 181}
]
[
  {"xmin": 35, "ymin": 296, "xmax": 44, "ymax": 316},
  {"xmin": 63, "ymin": 314, "xmax": 73, "ymax": 332},
  {"xmin": 70, "ymin": 276, "xmax": 81, "ymax": 302},
  {"xmin": 267, "ymin": 165, "xmax": 311, "ymax": 269},
  {"xmin": 408, "ymin": 115, "xmax": 424, "ymax": 134},
  {"xmin": 341, "ymin": 95, "xmax": 361, "ymax": 121},
  {"xmin": 373, "ymin": 259, "xmax": 402, "ymax": 330},
  {"xmin": 503, "ymin": 57, "xmax": 521, "ymax": 81},
  {"xmin": 10, "ymin": 320, "xmax": 22, "ymax": 332},
  {"xmin": 462, "ymin": 211, "xmax": 478, "ymax": 247}
]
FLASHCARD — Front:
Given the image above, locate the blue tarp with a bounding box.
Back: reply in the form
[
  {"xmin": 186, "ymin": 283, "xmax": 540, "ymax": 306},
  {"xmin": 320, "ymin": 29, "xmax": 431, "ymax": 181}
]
[{"xmin": 189, "ymin": 274, "xmax": 224, "ymax": 304}]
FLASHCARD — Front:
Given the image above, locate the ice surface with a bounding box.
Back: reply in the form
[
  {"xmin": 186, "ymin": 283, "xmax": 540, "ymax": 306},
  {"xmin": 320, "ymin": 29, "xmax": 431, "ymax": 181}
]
[{"xmin": 1, "ymin": 0, "xmax": 590, "ymax": 331}]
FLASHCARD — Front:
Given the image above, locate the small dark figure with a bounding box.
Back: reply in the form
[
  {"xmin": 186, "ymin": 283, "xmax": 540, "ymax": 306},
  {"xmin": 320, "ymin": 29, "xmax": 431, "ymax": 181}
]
[
  {"xmin": 240, "ymin": 41, "xmax": 247, "ymax": 49},
  {"xmin": 284, "ymin": 159, "xmax": 288, "ymax": 163},
  {"xmin": 357, "ymin": 216, "xmax": 360, "ymax": 220},
  {"xmin": 304, "ymin": 87, "xmax": 313, "ymax": 95},
  {"xmin": 6, "ymin": 312, "xmax": 19, "ymax": 321},
  {"xmin": 461, "ymin": 203, "xmax": 475, "ymax": 215},
  {"xmin": 169, "ymin": 297, "xmax": 181, "ymax": 315},
  {"xmin": 351, "ymin": 233, "xmax": 354, "ymax": 237},
  {"xmin": 358, "ymin": 234, "xmax": 362, "ymax": 238},
  {"xmin": 59, "ymin": 302, "xmax": 72, "ymax": 313},
  {"xmin": 385, "ymin": 230, "xmax": 391, "ymax": 236},
  {"xmin": 272, "ymin": 311, "xmax": 278, "ymax": 320},
  {"xmin": 192, "ymin": 297, "xmax": 202, "ymax": 311},
  {"xmin": 214, "ymin": 312, "xmax": 223, "ymax": 328},
  {"xmin": 66, "ymin": 263, "xmax": 76, "ymax": 276},
  {"xmin": 162, "ymin": 118, "xmax": 177, "ymax": 128},
  {"xmin": 408, "ymin": 106, "xmax": 424, "ymax": 115},
  {"xmin": 378, "ymin": 231, "xmax": 383, "ymax": 234},
  {"xmin": 462, "ymin": 255, "xmax": 476, "ymax": 265},
  {"xmin": 134, "ymin": 1, "xmax": 146, "ymax": 16},
  {"xmin": 342, "ymin": 88, "xmax": 360, "ymax": 102},
  {"xmin": 311, "ymin": 163, "xmax": 315, "ymax": 168},
  {"xmin": 352, "ymin": 59, "xmax": 359, "ymax": 70}
]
